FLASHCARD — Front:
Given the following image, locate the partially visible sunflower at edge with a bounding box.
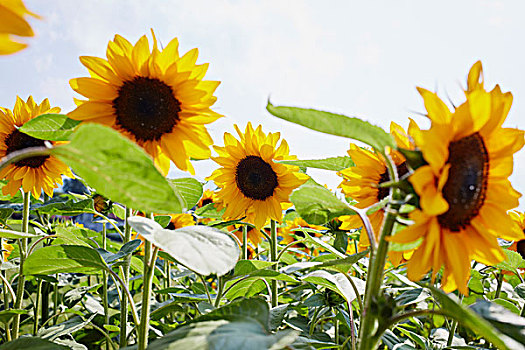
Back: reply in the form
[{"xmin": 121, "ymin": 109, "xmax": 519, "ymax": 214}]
[
  {"xmin": 280, "ymin": 217, "xmax": 326, "ymax": 257},
  {"xmin": 69, "ymin": 32, "xmax": 221, "ymax": 175},
  {"xmin": 208, "ymin": 123, "xmax": 309, "ymax": 229},
  {"xmin": 337, "ymin": 121, "xmax": 415, "ymax": 266},
  {"xmin": 0, "ymin": 0, "xmax": 39, "ymax": 55},
  {"xmin": 0, "ymin": 97, "xmax": 73, "ymax": 198},
  {"xmin": 230, "ymin": 224, "xmax": 271, "ymax": 248},
  {"xmin": 507, "ymin": 211, "xmax": 525, "ymax": 269},
  {"xmin": 389, "ymin": 61, "xmax": 525, "ymax": 294}
]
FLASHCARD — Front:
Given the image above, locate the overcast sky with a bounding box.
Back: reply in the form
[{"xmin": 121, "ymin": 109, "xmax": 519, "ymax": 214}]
[{"xmin": 1, "ymin": 0, "xmax": 525, "ymax": 206}]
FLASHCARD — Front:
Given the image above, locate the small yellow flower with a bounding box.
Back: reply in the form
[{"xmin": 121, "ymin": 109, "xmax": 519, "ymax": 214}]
[
  {"xmin": 166, "ymin": 213, "xmax": 195, "ymax": 230},
  {"xmin": 280, "ymin": 217, "xmax": 325, "ymax": 256},
  {"xmin": 208, "ymin": 123, "xmax": 309, "ymax": 229},
  {"xmin": 390, "ymin": 61, "xmax": 525, "ymax": 294},
  {"xmin": 0, "ymin": 0, "xmax": 39, "ymax": 55},
  {"xmin": 69, "ymin": 31, "xmax": 221, "ymax": 175},
  {"xmin": 0, "ymin": 97, "xmax": 73, "ymax": 198}
]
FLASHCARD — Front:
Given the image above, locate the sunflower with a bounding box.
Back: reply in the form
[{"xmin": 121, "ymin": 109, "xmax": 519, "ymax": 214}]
[
  {"xmin": 0, "ymin": 97, "xmax": 73, "ymax": 198},
  {"xmin": 166, "ymin": 213, "xmax": 195, "ymax": 230},
  {"xmin": 0, "ymin": 0, "xmax": 38, "ymax": 55},
  {"xmin": 280, "ymin": 217, "xmax": 326, "ymax": 256},
  {"xmin": 197, "ymin": 189, "xmax": 219, "ymax": 209},
  {"xmin": 337, "ymin": 122, "xmax": 415, "ymax": 265},
  {"xmin": 68, "ymin": 32, "xmax": 221, "ymax": 175},
  {"xmin": 1, "ymin": 241, "xmax": 13, "ymax": 261},
  {"xmin": 389, "ymin": 61, "xmax": 525, "ymax": 294},
  {"xmin": 508, "ymin": 211, "xmax": 525, "ymax": 261},
  {"xmin": 208, "ymin": 123, "xmax": 309, "ymax": 229}
]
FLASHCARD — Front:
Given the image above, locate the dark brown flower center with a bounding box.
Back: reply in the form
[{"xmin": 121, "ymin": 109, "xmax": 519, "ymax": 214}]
[
  {"xmin": 377, "ymin": 162, "xmax": 409, "ymax": 201},
  {"xmin": 4, "ymin": 129, "xmax": 49, "ymax": 168},
  {"xmin": 113, "ymin": 77, "xmax": 181, "ymax": 142},
  {"xmin": 201, "ymin": 198, "xmax": 214, "ymax": 206},
  {"xmin": 235, "ymin": 155, "xmax": 278, "ymax": 200},
  {"xmin": 517, "ymin": 239, "xmax": 525, "ymax": 260},
  {"xmin": 438, "ymin": 133, "xmax": 489, "ymax": 232}
]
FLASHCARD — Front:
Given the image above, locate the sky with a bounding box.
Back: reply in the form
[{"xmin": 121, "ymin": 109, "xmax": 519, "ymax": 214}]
[{"xmin": 1, "ymin": 0, "xmax": 525, "ymax": 206}]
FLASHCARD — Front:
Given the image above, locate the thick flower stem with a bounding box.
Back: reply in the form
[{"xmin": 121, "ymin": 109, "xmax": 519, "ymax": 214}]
[
  {"xmin": 102, "ymin": 225, "xmax": 110, "ymax": 350},
  {"xmin": 33, "ymin": 279, "xmax": 42, "ymax": 335},
  {"xmin": 357, "ymin": 192, "xmax": 401, "ymax": 350},
  {"xmin": 119, "ymin": 207, "xmax": 132, "ymax": 348},
  {"xmin": 12, "ymin": 191, "xmax": 30, "ymax": 339},
  {"xmin": 138, "ymin": 239, "xmax": 159, "ymax": 350},
  {"xmin": 270, "ymin": 220, "xmax": 278, "ymax": 307}
]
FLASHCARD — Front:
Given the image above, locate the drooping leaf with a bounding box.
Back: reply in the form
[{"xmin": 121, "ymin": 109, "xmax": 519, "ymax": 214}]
[
  {"xmin": 224, "ymin": 279, "xmax": 267, "ymax": 301},
  {"xmin": 267, "ymin": 101, "xmax": 395, "ymax": 155},
  {"xmin": 471, "ymin": 300, "xmax": 525, "ymax": 345},
  {"xmin": 19, "ymin": 113, "xmax": 81, "ymax": 141},
  {"xmin": 97, "ymin": 239, "xmax": 142, "ymax": 263},
  {"xmin": 38, "ymin": 314, "xmax": 96, "ymax": 341},
  {"xmin": 302, "ymin": 270, "xmax": 365, "ymax": 303},
  {"xmin": 278, "ymin": 156, "xmax": 354, "ymax": 171},
  {"xmin": 53, "ymin": 124, "xmax": 184, "ymax": 214},
  {"xmin": 291, "ymin": 179, "xmax": 354, "ymax": 225},
  {"xmin": 429, "ymin": 285, "xmax": 522, "ymax": 350},
  {"xmin": 0, "ymin": 337, "xmax": 69, "ymax": 350},
  {"xmin": 128, "ymin": 216, "xmax": 239, "ymax": 276},
  {"xmin": 168, "ymin": 178, "xmax": 203, "ymax": 209},
  {"xmin": 496, "ymin": 250, "xmax": 525, "ymax": 271},
  {"xmin": 0, "ymin": 228, "xmax": 42, "ymax": 239},
  {"xmin": 0, "ymin": 309, "xmax": 28, "ymax": 324},
  {"xmin": 233, "ymin": 260, "xmax": 276, "ymax": 276},
  {"xmin": 25, "ymin": 245, "xmax": 108, "ymax": 275},
  {"xmin": 32, "ymin": 198, "xmax": 94, "ymax": 216},
  {"xmin": 194, "ymin": 202, "xmax": 225, "ymax": 219}
]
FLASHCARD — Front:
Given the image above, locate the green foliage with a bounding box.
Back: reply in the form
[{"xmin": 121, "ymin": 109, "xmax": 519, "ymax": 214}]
[
  {"xmin": 279, "ymin": 156, "xmax": 354, "ymax": 171},
  {"xmin": 24, "ymin": 245, "xmax": 108, "ymax": 275},
  {"xmin": 291, "ymin": 178, "xmax": 353, "ymax": 225},
  {"xmin": 19, "ymin": 113, "xmax": 81, "ymax": 141},
  {"xmin": 168, "ymin": 178, "xmax": 203, "ymax": 209},
  {"xmin": 267, "ymin": 101, "xmax": 395, "ymax": 155},
  {"xmin": 53, "ymin": 124, "xmax": 184, "ymax": 214}
]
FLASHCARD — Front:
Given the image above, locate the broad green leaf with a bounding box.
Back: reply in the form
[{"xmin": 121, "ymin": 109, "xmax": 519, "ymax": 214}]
[
  {"xmin": 53, "ymin": 124, "xmax": 184, "ymax": 214},
  {"xmin": 395, "ymin": 288, "xmax": 431, "ymax": 307},
  {"xmin": 302, "ymin": 270, "xmax": 365, "ymax": 303},
  {"xmin": 224, "ymin": 279, "xmax": 267, "ymax": 300},
  {"xmin": 169, "ymin": 178, "xmax": 203, "ymax": 209},
  {"xmin": 151, "ymin": 300, "xmax": 185, "ymax": 321},
  {"xmin": 194, "ymin": 202, "xmax": 225, "ymax": 219},
  {"xmin": 25, "ymin": 245, "xmax": 107, "ymax": 275},
  {"xmin": 97, "ymin": 239, "xmax": 141, "ymax": 263},
  {"xmin": 471, "ymin": 300, "xmax": 525, "ymax": 344},
  {"xmin": 300, "ymin": 227, "xmax": 346, "ymax": 259},
  {"xmin": 233, "ymin": 260, "xmax": 276, "ymax": 276},
  {"xmin": 267, "ymin": 101, "xmax": 395, "ymax": 155},
  {"xmin": 429, "ymin": 285, "xmax": 521, "ymax": 350},
  {"xmin": 38, "ymin": 314, "xmax": 96, "ymax": 341},
  {"xmin": 492, "ymin": 298, "xmax": 521, "ymax": 315},
  {"xmin": 19, "ymin": 113, "xmax": 81, "ymax": 141},
  {"xmin": 131, "ymin": 318, "xmax": 298, "ymax": 350},
  {"xmin": 53, "ymin": 225, "xmax": 97, "ymax": 247},
  {"xmin": 0, "ymin": 309, "xmax": 27, "ymax": 324},
  {"xmin": 496, "ymin": 250, "xmax": 525, "ymax": 271},
  {"xmin": 129, "ymin": 216, "xmax": 239, "ymax": 276},
  {"xmin": 155, "ymin": 215, "xmax": 172, "ymax": 228},
  {"xmin": 291, "ymin": 178, "xmax": 353, "ymax": 225},
  {"xmin": 0, "ymin": 228, "xmax": 42, "ymax": 239},
  {"xmin": 278, "ymin": 156, "xmax": 354, "ymax": 171},
  {"xmin": 32, "ymin": 198, "xmax": 94, "ymax": 216},
  {"xmin": 314, "ymin": 250, "xmax": 369, "ymax": 273},
  {"xmin": 0, "ymin": 337, "xmax": 69, "ymax": 350},
  {"xmin": 198, "ymin": 298, "xmax": 270, "ymax": 329}
]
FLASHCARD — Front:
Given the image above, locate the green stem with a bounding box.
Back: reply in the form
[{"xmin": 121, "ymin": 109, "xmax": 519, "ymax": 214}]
[
  {"xmin": 119, "ymin": 206, "xmax": 132, "ymax": 348},
  {"xmin": 33, "ymin": 278, "xmax": 42, "ymax": 335},
  {"xmin": 494, "ymin": 273, "xmax": 503, "ymax": 299},
  {"xmin": 242, "ymin": 225, "xmax": 248, "ymax": 260},
  {"xmin": 1, "ymin": 238, "xmax": 11, "ymax": 342},
  {"xmin": 199, "ymin": 274, "xmax": 213, "ymax": 304},
  {"xmin": 270, "ymin": 220, "xmax": 278, "ymax": 307},
  {"xmin": 12, "ymin": 191, "xmax": 30, "ymax": 339},
  {"xmin": 446, "ymin": 294, "xmax": 463, "ymax": 346},
  {"xmin": 53, "ymin": 274, "xmax": 58, "ymax": 325},
  {"xmin": 377, "ymin": 309, "xmax": 449, "ymax": 337},
  {"xmin": 137, "ymin": 239, "xmax": 158, "ymax": 350},
  {"xmin": 214, "ymin": 277, "xmax": 224, "ymax": 308},
  {"xmin": 102, "ymin": 225, "xmax": 109, "ymax": 350},
  {"xmin": 357, "ymin": 191, "xmax": 401, "ymax": 350}
]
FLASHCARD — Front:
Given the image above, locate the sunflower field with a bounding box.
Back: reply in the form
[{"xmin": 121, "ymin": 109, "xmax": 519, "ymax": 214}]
[{"xmin": 1, "ymin": 1, "xmax": 525, "ymax": 350}]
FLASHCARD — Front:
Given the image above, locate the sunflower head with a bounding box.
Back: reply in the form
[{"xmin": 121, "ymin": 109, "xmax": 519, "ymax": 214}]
[
  {"xmin": 0, "ymin": 0, "xmax": 39, "ymax": 55},
  {"xmin": 337, "ymin": 122, "xmax": 413, "ymax": 248},
  {"xmin": 509, "ymin": 211, "xmax": 525, "ymax": 261},
  {"xmin": 197, "ymin": 189, "xmax": 219, "ymax": 208},
  {"xmin": 166, "ymin": 213, "xmax": 195, "ymax": 230},
  {"xmin": 208, "ymin": 123, "xmax": 309, "ymax": 229},
  {"xmin": 0, "ymin": 96, "xmax": 73, "ymax": 198},
  {"xmin": 280, "ymin": 217, "xmax": 325, "ymax": 256},
  {"xmin": 69, "ymin": 31, "xmax": 222, "ymax": 175},
  {"xmin": 390, "ymin": 62, "xmax": 525, "ymax": 294}
]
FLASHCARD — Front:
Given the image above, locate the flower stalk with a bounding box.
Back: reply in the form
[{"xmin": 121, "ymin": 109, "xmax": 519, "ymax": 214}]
[
  {"xmin": 270, "ymin": 220, "xmax": 278, "ymax": 307},
  {"xmin": 119, "ymin": 206, "xmax": 132, "ymax": 348},
  {"xmin": 12, "ymin": 191, "xmax": 30, "ymax": 339}
]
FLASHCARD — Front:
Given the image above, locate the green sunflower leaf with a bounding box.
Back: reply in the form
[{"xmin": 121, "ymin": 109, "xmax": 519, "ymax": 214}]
[
  {"xmin": 53, "ymin": 124, "xmax": 184, "ymax": 214},
  {"xmin": 0, "ymin": 337, "xmax": 69, "ymax": 350},
  {"xmin": 278, "ymin": 156, "xmax": 354, "ymax": 171},
  {"xmin": 24, "ymin": 245, "xmax": 108, "ymax": 275},
  {"xmin": 428, "ymin": 285, "xmax": 522, "ymax": 350},
  {"xmin": 19, "ymin": 113, "xmax": 81, "ymax": 141},
  {"xmin": 291, "ymin": 178, "xmax": 354, "ymax": 225},
  {"xmin": 168, "ymin": 178, "xmax": 203, "ymax": 209},
  {"xmin": 267, "ymin": 101, "xmax": 395, "ymax": 155}
]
